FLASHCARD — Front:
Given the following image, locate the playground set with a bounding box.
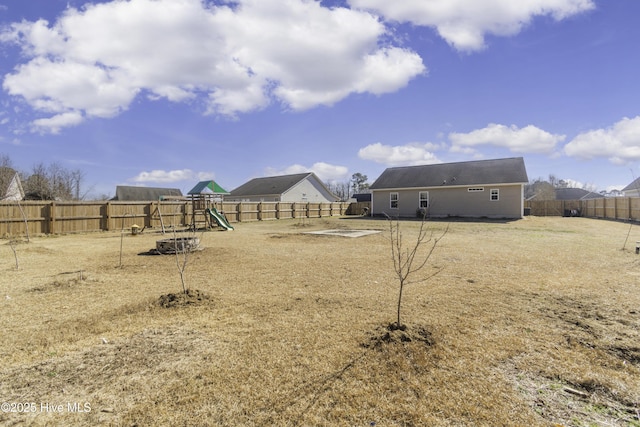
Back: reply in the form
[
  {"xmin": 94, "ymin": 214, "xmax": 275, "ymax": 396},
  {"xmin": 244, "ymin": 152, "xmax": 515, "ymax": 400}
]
[{"xmin": 187, "ymin": 180, "xmax": 234, "ymax": 231}]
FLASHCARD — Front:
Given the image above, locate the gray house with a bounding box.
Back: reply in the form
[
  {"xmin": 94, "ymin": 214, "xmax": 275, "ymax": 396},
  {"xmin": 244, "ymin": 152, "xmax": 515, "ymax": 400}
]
[
  {"xmin": 228, "ymin": 172, "xmax": 339, "ymax": 203},
  {"xmin": 111, "ymin": 186, "xmax": 183, "ymax": 201},
  {"xmin": 369, "ymin": 157, "xmax": 528, "ymax": 219}
]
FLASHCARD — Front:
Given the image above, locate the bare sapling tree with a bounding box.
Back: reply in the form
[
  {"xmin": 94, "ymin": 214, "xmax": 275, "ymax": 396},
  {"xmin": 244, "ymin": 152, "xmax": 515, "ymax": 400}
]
[
  {"xmin": 8, "ymin": 238, "xmax": 19, "ymax": 270},
  {"xmin": 7, "ymin": 220, "xmax": 19, "ymax": 270},
  {"xmin": 172, "ymin": 203, "xmax": 202, "ymax": 295},
  {"xmin": 118, "ymin": 212, "xmax": 132, "ymax": 268},
  {"xmin": 17, "ymin": 200, "xmax": 30, "ymax": 243},
  {"xmin": 173, "ymin": 224, "xmax": 189, "ymax": 295},
  {"xmin": 386, "ymin": 213, "xmax": 448, "ymax": 330}
]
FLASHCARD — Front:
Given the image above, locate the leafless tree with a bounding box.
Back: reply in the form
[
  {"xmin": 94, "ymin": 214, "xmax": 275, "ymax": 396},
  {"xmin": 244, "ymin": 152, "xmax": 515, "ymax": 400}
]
[
  {"xmin": 8, "ymin": 239, "xmax": 19, "ymax": 270},
  {"xmin": 386, "ymin": 213, "xmax": 448, "ymax": 329},
  {"xmin": 172, "ymin": 204, "xmax": 203, "ymax": 294},
  {"xmin": 325, "ymin": 180, "xmax": 350, "ymax": 201},
  {"xmin": 21, "ymin": 162, "xmax": 85, "ymax": 200}
]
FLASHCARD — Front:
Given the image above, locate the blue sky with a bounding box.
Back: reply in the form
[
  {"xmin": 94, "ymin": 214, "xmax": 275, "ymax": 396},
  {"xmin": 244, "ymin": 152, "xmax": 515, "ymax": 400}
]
[{"xmin": 0, "ymin": 0, "xmax": 639, "ymax": 198}]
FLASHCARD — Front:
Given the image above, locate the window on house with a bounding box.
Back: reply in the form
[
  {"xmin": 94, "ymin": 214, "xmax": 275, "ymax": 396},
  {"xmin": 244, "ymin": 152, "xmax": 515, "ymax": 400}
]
[
  {"xmin": 490, "ymin": 189, "xmax": 499, "ymax": 201},
  {"xmin": 468, "ymin": 187, "xmax": 484, "ymax": 192},
  {"xmin": 390, "ymin": 192, "xmax": 398, "ymax": 209},
  {"xmin": 419, "ymin": 191, "xmax": 429, "ymax": 208}
]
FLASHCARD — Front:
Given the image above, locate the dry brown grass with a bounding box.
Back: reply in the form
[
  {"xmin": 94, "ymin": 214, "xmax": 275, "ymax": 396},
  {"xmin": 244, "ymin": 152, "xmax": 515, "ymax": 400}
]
[{"xmin": 1, "ymin": 216, "xmax": 639, "ymax": 426}]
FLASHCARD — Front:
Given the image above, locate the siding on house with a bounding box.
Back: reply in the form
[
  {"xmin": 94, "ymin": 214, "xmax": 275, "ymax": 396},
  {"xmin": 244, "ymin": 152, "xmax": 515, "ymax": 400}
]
[
  {"xmin": 281, "ymin": 176, "xmax": 337, "ymax": 202},
  {"xmin": 372, "ymin": 184, "xmax": 524, "ymax": 218}
]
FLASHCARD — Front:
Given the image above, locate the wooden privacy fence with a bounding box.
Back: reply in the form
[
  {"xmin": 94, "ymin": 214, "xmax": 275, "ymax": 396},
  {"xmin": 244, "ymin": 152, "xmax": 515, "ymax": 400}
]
[
  {"xmin": 525, "ymin": 197, "xmax": 640, "ymax": 221},
  {"xmin": 0, "ymin": 201, "xmax": 351, "ymax": 237}
]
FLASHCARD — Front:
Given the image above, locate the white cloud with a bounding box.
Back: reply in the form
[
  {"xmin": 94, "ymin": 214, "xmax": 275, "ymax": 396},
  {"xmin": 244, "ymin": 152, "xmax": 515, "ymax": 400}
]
[
  {"xmin": 265, "ymin": 162, "xmax": 349, "ymax": 182},
  {"xmin": 310, "ymin": 162, "xmax": 350, "ymax": 182},
  {"xmin": 32, "ymin": 111, "xmax": 84, "ymax": 134},
  {"xmin": 131, "ymin": 169, "xmax": 213, "ymax": 184},
  {"xmin": 563, "ymin": 116, "xmax": 640, "ymax": 164},
  {"xmin": 1, "ymin": 0, "xmax": 425, "ymax": 132},
  {"xmin": 347, "ymin": 0, "xmax": 595, "ymax": 51},
  {"xmin": 358, "ymin": 142, "xmax": 442, "ymax": 166},
  {"xmin": 449, "ymin": 123, "xmax": 565, "ymax": 154}
]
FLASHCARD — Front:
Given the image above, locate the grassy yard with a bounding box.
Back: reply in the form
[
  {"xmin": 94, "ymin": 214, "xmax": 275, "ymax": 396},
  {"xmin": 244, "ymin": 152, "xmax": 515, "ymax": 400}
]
[{"xmin": 1, "ymin": 216, "xmax": 639, "ymax": 426}]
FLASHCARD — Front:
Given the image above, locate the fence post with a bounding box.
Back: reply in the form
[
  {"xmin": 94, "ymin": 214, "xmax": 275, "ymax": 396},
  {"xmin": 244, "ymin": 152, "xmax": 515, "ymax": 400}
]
[
  {"xmin": 49, "ymin": 201, "xmax": 56, "ymax": 234},
  {"xmin": 105, "ymin": 201, "xmax": 111, "ymax": 231},
  {"xmin": 147, "ymin": 202, "xmax": 152, "ymax": 228}
]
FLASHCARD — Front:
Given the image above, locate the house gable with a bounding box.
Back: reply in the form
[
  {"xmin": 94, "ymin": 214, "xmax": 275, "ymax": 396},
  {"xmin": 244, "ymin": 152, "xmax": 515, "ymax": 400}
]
[
  {"xmin": 0, "ymin": 168, "xmax": 25, "ymax": 201},
  {"xmin": 622, "ymin": 177, "xmax": 640, "ymax": 197},
  {"xmin": 282, "ymin": 174, "xmax": 339, "ymax": 202}
]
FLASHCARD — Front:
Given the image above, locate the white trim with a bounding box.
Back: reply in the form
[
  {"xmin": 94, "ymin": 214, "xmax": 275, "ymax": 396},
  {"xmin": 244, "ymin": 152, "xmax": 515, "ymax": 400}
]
[
  {"xmin": 390, "ymin": 192, "xmax": 399, "ymax": 209},
  {"xmin": 418, "ymin": 191, "xmax": 429, "ymax": 208}
]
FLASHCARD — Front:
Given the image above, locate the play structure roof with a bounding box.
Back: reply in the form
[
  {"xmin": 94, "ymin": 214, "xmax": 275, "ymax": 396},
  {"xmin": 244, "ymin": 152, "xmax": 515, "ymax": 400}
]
[{"xmin": 188, "ymin": 180, "xmax": 230, "ymax": 195}]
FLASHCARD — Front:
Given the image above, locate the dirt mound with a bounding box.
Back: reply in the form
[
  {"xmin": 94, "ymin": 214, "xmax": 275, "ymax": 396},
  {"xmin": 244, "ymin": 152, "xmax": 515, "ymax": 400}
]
[
  {"xmin": 157, "ymin": 289, "xmax": 211, "ymax": 308},
  {"xmin": 363, "ymin": 323, "xmax": 435, "ymax": 349}
]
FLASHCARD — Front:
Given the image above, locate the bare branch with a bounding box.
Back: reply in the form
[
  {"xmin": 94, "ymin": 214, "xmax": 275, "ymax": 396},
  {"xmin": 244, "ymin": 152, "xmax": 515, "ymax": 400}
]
[{"xmin": 385, "ymin": 213, "xmax": 448, "ymax": 328}]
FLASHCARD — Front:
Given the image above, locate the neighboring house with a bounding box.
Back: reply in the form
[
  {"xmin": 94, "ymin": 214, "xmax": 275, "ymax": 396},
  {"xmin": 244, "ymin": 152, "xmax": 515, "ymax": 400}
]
[
  {"xmin": 228, "ymin": 172, "xmax": 339, "ymax": 203},
  {"xmin": 369, "ymin": 157, "xmax": 528, "ymax": 219},
  {"xmin": 0, "ymin": 168, "xmax": 25, "ymax": 201},
  {"xmin": 352, "ymin": 193, "xmax": 372, "ymax": 202},
  {"xmin": 622, "ymin": 178, "xmax": 640, "ymax": 197},
  {"xmin": 111, "ymin": 186, "xmax": 183, "ymax": 201}
]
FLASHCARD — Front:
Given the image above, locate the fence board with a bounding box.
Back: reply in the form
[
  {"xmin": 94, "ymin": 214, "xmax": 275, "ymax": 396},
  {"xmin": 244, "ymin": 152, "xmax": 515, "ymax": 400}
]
[
  {"xmin": 525, "ymin": 197, "xmax": 640, "ymax": 221},
  {"xmin": 0, "ymin": 200, "xmax": 352, "ymax": 237}
]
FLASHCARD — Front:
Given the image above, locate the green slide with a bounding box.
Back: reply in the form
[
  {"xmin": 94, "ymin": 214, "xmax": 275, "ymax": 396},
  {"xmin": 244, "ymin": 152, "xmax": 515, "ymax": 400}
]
[{"xmin": 206, "ymin": 208, "xmax": 234, "ymax": 230}]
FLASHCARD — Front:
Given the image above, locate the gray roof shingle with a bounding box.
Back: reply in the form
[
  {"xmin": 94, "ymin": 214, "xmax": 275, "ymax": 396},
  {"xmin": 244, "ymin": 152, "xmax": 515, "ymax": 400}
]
[
  {"xmin": 622, "ymin": 177, "xmax": 640, "ymax": 192},
  {"xmin": 554, "ymin": 187, "xmax": 601, "ymax": 200},
  {"xmin": 230, "ymin": 173, "xmax": 313, "ymax": 197},
  {"xmin": 369, "ymin": 157, "xmax": 528, "ymax": 190}
]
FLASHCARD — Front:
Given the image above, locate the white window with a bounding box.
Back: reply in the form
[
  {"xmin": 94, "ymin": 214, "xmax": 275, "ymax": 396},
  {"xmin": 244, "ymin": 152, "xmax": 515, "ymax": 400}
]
[
  {"xmin": 468, "ymin": 187, "xmax": 484, "ymax": 192},
  {"xmin": 390, "ymin": 192, "xmax": 399, "ymax": 209},
  {"xmin": 419, "ymin": 191, "xmax": 429, "ymax": 208},
  {"xmin": 490, "ymin": 189, "xmax": 499, "ymax": 201}
]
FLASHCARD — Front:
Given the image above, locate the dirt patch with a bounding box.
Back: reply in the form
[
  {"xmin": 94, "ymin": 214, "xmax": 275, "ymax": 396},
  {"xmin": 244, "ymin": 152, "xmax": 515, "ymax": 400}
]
[
  {"xmin": 304, "ymin": 229, "xmax": 382, "ymax": 238},
  {"xmin": 363, "ymin": 323, "xmax": 435, "ymax": 348},
  {"xmin": 157, "ymin": 289, "xmax": 211, "ymax": 308}
]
